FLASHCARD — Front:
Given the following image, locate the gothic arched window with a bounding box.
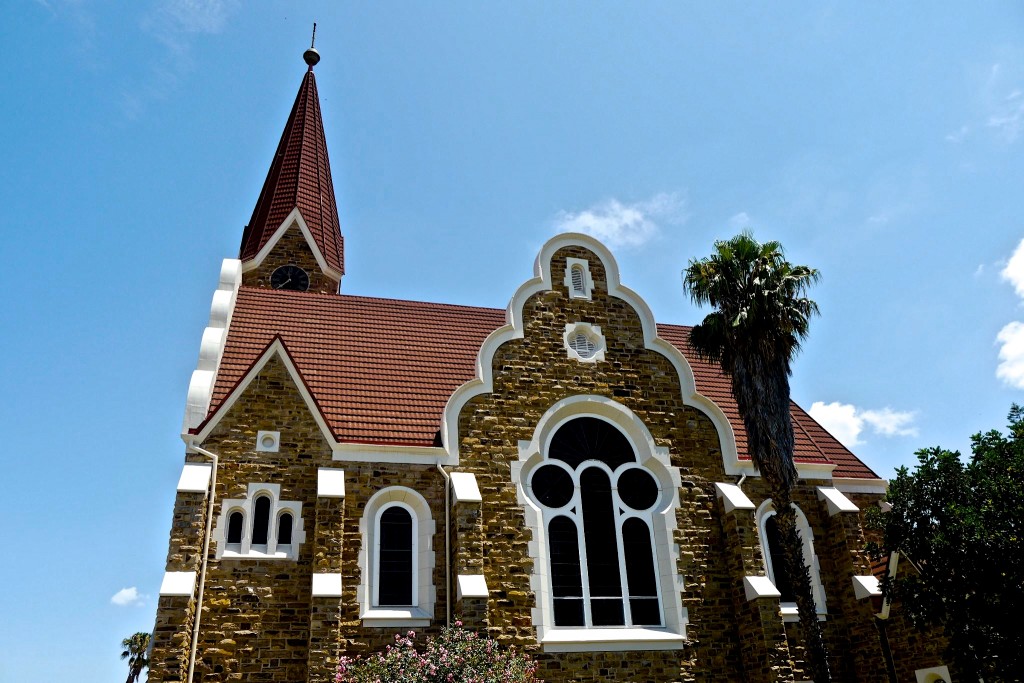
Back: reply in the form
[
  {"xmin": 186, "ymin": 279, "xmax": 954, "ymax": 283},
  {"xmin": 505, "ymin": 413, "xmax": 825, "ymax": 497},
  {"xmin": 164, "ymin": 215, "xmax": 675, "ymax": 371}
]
[
  {"xmin": 376, "ymin": 505, "xmax": 415, "ymax": 606},
  {"xmin": 277, "ymin": 512, "xmax": 294, "ymax": 546},
  {"xmin": 252, "ymin": 495, "xmax": 271, "ymax": 546},
  {"xmin": 528, "ymin": 416, "xmax": 663, "ymax": 627},
  {"xmin": 227, "ymin": 510, "xmax": 244, "ymax": 547}
]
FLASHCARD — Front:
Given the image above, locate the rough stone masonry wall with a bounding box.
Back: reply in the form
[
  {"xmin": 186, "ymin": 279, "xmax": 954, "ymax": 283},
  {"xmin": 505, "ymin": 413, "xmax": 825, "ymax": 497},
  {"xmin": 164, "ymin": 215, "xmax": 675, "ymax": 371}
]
[{"xmin": 243, "ymin": 223, "xmax": 340, "ymax": 294}]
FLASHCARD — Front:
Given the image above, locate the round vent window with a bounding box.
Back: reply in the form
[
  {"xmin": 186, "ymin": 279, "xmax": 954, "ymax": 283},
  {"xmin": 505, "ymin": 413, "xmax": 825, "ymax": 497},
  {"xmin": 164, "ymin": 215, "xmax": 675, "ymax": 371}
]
[{"xmin": 569, "ymin": 332, "xmax": 597, "ymax": 359}]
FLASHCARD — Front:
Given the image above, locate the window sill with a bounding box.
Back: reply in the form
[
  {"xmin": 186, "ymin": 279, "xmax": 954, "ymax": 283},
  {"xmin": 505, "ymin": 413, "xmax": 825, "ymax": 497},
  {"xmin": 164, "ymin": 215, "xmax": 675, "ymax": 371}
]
[
  {"xmin": 780, "ymin": 603, "xmax": 827, "ymax": 623},
  {"xmin": 540, "ymin": 627, "xmax": 685, "ymax": 652},
  {"xmin": 360, "ymin": 607, "xmax": 431, "ymax": 628},
  {"xmin": 220, "ymin": 548, "xmax": 296, "ymax": 561}
]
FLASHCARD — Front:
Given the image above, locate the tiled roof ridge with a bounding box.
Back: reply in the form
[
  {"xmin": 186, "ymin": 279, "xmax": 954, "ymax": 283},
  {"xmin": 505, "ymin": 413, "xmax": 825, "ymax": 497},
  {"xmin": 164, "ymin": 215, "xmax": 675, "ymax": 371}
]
[{"xmin": 238, "ymin": 69, "xmax": 345, "ymax": 274}]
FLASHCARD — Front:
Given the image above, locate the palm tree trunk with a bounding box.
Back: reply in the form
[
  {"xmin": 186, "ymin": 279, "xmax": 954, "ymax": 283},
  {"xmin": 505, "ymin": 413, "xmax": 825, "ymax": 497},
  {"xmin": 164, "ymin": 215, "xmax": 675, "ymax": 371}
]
[{"xmin": 734, "ymin": 353, "xmax": 832, "ymax": 682}]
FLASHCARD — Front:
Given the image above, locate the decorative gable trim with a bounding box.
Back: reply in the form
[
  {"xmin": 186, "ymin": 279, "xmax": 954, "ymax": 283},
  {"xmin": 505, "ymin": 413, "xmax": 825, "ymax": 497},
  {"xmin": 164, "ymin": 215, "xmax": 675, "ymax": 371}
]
[
  {"xmin": 442, "ymin": 232, "xmax": 740, "ymax": 473},
  {"xmin": 241, "ymin": 207, "xmax": 343, "ymax": 282},
  {"xmin": 186, "ymin": 337, "xmax": 335, "ymax": 448}
]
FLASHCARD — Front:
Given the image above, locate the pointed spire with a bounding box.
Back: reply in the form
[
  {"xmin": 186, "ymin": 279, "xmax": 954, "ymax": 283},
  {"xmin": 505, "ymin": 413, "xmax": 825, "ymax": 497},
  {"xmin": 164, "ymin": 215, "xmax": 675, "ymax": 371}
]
[{"xmin": 239, "ymin": 36, "xmax": 344, "ymax": 276}]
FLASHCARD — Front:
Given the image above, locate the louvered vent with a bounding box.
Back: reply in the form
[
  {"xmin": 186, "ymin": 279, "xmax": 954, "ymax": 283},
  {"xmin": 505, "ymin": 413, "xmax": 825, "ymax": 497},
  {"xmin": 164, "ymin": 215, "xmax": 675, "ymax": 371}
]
[
  {"xmin": 569, "ymin": 332, "xmax": 598, "ymax": 359},
  {"xmin": 570, "ymin": 265, "xmax": 586, "ymax": 295}
]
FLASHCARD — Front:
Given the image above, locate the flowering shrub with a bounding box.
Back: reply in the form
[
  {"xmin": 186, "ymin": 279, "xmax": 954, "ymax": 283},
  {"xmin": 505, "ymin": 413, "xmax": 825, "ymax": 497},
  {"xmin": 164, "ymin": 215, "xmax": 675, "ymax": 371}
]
[{"xmin": 336, "ymin": 622, "xmax": 541, "ymax": 683}]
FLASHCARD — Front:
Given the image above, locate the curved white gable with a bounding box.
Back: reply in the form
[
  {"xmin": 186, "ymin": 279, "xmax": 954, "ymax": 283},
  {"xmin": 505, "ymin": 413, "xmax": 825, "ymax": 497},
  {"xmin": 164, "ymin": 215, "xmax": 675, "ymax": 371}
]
[{"xmin": 441, "ymin": 231, "xmax": 741, "ymax": 472}]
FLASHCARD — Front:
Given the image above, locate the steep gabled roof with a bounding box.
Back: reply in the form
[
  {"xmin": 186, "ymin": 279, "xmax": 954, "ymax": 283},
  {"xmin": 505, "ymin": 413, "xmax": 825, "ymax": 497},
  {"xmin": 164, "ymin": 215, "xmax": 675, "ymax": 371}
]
[
  {"xmin": 239, "ymin": 67, "xmax": 345, "ymax": 275},
  {"xmin": 201, "ymin": 287, "xmax": 879, "ymax": 479}
]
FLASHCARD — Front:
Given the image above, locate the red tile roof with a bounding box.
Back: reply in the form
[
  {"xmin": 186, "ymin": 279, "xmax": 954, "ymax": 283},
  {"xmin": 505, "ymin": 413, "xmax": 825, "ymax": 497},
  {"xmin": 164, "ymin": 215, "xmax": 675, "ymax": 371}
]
[
  {"xmin": 238, "ymin": 69, "xmax": 345, "ymax": 275},
  {"xmin": 203, "ymin": 288, "xmax": 879, "ymax": 480}
]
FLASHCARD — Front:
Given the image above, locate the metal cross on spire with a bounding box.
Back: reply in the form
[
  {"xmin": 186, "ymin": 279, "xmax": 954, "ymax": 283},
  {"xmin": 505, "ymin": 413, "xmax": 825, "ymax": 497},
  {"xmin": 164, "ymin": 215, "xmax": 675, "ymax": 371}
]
[{"xmin": 303, "ymin": 22, "xmax": 320, "ymax": 69}]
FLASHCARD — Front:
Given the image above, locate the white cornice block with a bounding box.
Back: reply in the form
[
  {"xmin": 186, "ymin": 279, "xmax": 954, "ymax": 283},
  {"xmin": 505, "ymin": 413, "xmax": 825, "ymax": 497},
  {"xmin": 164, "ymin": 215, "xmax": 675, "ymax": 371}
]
[
  {"xmin": 457, "ymin": 574, "xmax": 488, "ymax": 600},
  {"xmin": 714, "ymin": 483, "xmax": 755, "ymax": 513},
  {"xmin": 312, "ymin": 573, "xmax": 343, "ymax": 597},
  {"xmin": 743, "ymin": 575, "xmax": 781, "ymax": 601},
  {"xmin": 451, "ymin": 472, "xmax": 482, "ymax": 503},
  {"xmin": 159, "ymin": 571, "xmax": 197, "ymax": 597},
  {"xmin": 317, "ymin": 469, "xmax": 346, "ymax": 498},
  {"xmin": 176, "ymin": 463, "xmax": 212, "ymax": 493},
  {"xmin": 852, "ymin": 575, "xmax": 882, "ymax": 600},
  {"xmin": 817, "ymin": 486, "xmax": 859, "ymax": 516}
]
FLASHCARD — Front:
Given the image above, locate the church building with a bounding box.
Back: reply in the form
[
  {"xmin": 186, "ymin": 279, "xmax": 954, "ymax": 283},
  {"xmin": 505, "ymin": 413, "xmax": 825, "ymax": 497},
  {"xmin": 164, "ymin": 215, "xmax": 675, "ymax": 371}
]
[{"xmin": 148, "ymin": 45, "xmax": 954, "ymax": 683}]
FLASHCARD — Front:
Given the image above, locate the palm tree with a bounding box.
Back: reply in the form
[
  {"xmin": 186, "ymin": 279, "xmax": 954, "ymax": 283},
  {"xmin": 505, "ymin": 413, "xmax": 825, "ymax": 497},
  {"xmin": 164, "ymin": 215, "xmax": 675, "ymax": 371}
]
[
  {"xmin": 120, "ymin": 632, "xmax": 151, "ymax": 683},
  {"xmin": 682, "ymin": 232, "xmax": 830, "ymax": 682}
]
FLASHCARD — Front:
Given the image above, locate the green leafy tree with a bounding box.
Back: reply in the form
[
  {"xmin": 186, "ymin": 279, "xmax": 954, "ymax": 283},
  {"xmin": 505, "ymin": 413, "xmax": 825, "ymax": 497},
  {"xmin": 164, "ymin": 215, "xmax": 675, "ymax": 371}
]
[
  {"xmin": 867, "ymin": 405, "xmax": 1024, "ymax": 681},
  {"xmin": 682, "ymin": 232, "xmax": 830, "ymax": 681},
  {"xmin": 336, "ymin": 622, "xmax": 541, "ymax": 683},
  {"xmin": 120, "ymin": 631, "xmax": 151, "ymax": 683}
]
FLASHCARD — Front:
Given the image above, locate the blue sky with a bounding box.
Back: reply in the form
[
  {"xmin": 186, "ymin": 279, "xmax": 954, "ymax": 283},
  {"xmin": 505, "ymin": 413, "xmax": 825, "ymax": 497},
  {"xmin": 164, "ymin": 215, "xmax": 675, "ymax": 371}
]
[{"xmin": 2, "ymin": 2, "xmax": 1023, "ymax": 681}]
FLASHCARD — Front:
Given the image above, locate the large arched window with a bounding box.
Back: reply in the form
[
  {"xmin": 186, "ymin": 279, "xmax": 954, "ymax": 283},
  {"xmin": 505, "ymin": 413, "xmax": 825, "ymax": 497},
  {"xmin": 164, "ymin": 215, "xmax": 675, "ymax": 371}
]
[
  {"xmin": 527, "ymin": 417, "xmax": 663, "ymax": 628},
  {"xmin": 756, "ymin": 499, "xmax": 827, "ymax": 618},
  {"xmin": 375, "ymin": 504, "xmax": 415, "ymax": 607}
]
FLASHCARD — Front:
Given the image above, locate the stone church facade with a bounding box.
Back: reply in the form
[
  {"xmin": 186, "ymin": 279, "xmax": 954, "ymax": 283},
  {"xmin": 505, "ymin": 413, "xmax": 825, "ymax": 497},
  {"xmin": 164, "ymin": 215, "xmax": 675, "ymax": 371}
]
[{"xmin": 148, "ymin": 47, "xmax": 954, "ymax": 683}]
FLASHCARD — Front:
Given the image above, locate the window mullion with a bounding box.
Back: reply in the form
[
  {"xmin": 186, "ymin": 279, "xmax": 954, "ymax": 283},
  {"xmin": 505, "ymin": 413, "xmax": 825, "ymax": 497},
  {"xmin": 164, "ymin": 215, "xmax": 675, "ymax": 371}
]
[
  {"xmin": 571, "ymin": 476, "xmax": 593, "ymax": 628},
  {"xmin": 612, "ymin": 487, "xmax": 632, "ymax": 626}
]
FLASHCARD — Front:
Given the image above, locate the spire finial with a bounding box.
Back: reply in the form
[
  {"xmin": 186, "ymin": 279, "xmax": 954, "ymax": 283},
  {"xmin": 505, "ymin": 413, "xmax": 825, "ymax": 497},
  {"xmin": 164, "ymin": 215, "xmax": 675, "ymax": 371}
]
[{"xmin": 303, "ymin": 23, "xmax": 320, "ymax": 70}]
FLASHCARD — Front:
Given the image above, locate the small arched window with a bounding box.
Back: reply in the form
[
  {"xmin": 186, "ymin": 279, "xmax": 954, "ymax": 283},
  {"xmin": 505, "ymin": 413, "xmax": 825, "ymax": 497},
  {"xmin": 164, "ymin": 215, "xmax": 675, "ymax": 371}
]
[
  {"xmin": 764, "ymin": 515, "xmax": 795, "ymax": 602},
  {"xmin": 252, "ymin": 495, "xmax": 271, "ymax": 546},
  {"xmin": 376, "ymin": 505, "xmax": 415, "ymax": 606},
  {"xmin": 570, "ymin": 265, "xmax": 586, "ymax": 295},
  {"xmin": 277, "ymin": 512, "xmax": 293, "ymax": 546},
  {"xmin": 227, "ymin": 511, "xmax": 244, "ymax": 545},
  {"xmin": 756, "ymin": 500, "xmax": 827, "ymax": 617}
]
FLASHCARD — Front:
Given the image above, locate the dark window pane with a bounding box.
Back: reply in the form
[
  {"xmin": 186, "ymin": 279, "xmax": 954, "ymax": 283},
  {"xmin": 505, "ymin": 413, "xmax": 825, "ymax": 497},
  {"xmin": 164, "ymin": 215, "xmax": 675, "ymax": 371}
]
[
  {"xmin": 252, "ymin": 496, "xmax": 271, "ymax": 545},
  {"xmin": 532, "ymin": 465, "xmax": 574, "ymax": 508},
  {"xmin": 549, "ymin": 516, "xmax": 583, "ymax": 599},
  {"xmin": 580, "ymin": 468, "xmax": 622, "ymax": 601},
  {"xmin": 590, "ymin": 597, "xmax": 625, "ymax": 626},
  {"xmin": 622, "ymin": 518, "xmax": 658, "ymax": 598},
  {"xmin": 378, "ymin": 506, "xmax": 413, "ymax": 606},
  {"xmin": 227, "ymin": 511, "xmax": 243, "ymax": 544},
  {"xmin": 277, "ymin": 512, "xmax": 293, "ymax": 545},
  {"xmin": 549, "ymin": 417, "xmax": 634, "ymax": 470},
  {"xmin": 629, "ymin": 598, "xmax": 662, "ymax": 626},
  {"xmin": 765, "ymin": 515, "xmax": 796, "ymax": 602},
  {"xmin": 618, "ymin": 468, "xmax": 659, "ymax": 510},
  {"xmin": 553, "ymin": 598, "xmax": 585, "ymax": 627}
]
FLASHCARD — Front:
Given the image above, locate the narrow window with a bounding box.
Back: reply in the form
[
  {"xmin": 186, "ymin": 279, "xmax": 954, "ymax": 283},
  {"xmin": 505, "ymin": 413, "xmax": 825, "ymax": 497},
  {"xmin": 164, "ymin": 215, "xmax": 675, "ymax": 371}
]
[
  {"xmin": 765, "ymin": 514, "xmax": 796, "ymax": 602},
  {"xmin": 549, "ymin": 516, "xmax": 584, "ymax": 626},
  {"xmin": 378, "ymin": 506, "xmax": 414, "ymax": 606},
  {"xmin": 581, "ymin": 467, "xmax": 624, "ymax": 626},
  {"xmin": 227, "ymin": 511, "xmax": 244, "ymax": 545},
  {"xmin": 570, "ymin": 264, "xmax": 586, "ymax": 295},
  {"xmin": 252, "ymin": 496, "xmax": 271, "ymax": 546},
  {"xmin": 277, "ymin": 512, "xmax": 293, "ymax": 545}
]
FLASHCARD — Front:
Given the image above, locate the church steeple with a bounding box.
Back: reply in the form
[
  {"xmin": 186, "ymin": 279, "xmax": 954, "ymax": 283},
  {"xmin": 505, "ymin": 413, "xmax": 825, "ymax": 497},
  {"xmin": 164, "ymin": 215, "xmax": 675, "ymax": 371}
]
[{"xmin": 239, "ymin": 35, "xmax": 345, "ymax": 289}]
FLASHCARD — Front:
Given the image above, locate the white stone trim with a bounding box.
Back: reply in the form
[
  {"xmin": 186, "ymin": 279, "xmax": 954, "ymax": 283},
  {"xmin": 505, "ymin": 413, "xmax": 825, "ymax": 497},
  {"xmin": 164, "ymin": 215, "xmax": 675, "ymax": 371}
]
[
  {"xmin": 256, "ymin": 430, "xmax": 280, "ymax": 453},
  {"xmin": 176, "ymin": 463, "xmax": 213, "ymax": 493},
  {"xmin": 159, "ymin": 571, "xmax": 197, "ymax": 597},
  {"xmin": 331, "ymin": 442, "xmax": 453, "ymax": 465},
  {"xmin": 715, "ymin": 482, "xmax": 755, "ymax": 513},
  {"xmin": 852, "ymin": 575, "xmax": 882, "ymax": 600},
  {"xmin": 744, "ymin": 575, "xmax": 782, "ymax": 601},
  {"xmin": 755, "ymin": 499, "xmax": 827, "ymax": 616},
  {"xmin": 915, "ymin": 665, "xmax": 951, "ymax": 683},
  {"xmin": 513, "ymin": 396, "xmax": 687, "ymax": 648},
  {"xmin": 563, "ymin": 257, "xmax": 594, "ymax": 299},
  {"xmin": 816, "ymin": 486, "xmax": 859, "ymax": 516},
  {"xmin": 212, "ymin": 482, "xmax": 306, "ymax": 560},
  {"xmin": 241, "ymin": 207, "xmax": 343, "ymax": 283},
  {"xmin": 563, "ymin": 322, "xmax": 606, "ymax": 363},
  {"xmin": 456, "ymin": 574, "xmax": 488, "ymax": 600},
  {"xmin": 833, "ymin": 477, "xmax": 888, "ymax": 494},
  {"xmin": 358, "ymin": 486, "xmax": 435, "ymax": 627},
  {"xmin": 317, "ymin": 468, "xmax": 346, "ymax": 498},
  {"xmin": 312, "ymin": 573, "xmax": 343, "ymax": 597},
  {"xmin": 183, "ymin": 259, "xmax": 241, "ymax": 431},
  {"xmin": 450, "ymin": 472, "xmax": 481, "ymax": 503}
]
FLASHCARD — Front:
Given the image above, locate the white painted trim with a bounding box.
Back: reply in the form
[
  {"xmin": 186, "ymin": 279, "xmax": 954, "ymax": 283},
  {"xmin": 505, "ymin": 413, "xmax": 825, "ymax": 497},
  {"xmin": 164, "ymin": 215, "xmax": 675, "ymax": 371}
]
[
  {"xmin": 211, "ymin": 482, "xmax": 306, "ymax": 560},
  {"xmin": 183, "ymin": 259, "xmax": 242, "ymax": 432},
  {"xmin": 563, "ymin": 322, "xmax": 606, "ymax": 363},
  {"xmin": 159, "ymin": 571, "xmax": 197, "ymax": 597},
  {"xmin": 816, "ymin": 486, "xmax": 860, "ymax": 516},
  {"xmin": 331, "ymin": 442, "xmax": 453, "ymax": 465},
  {"xmin": 255, "ymin": 430, "xmax": 280, "ymax": 453},
  {"xmin": 744, "ymin": 575, "xmax": 782, "ymax": 601},
  {"xmin": 852, "ymin": 575, "xmax": 882, "ymax": 599},
  {"xmin": 833, "ymin": 477, "xmax": 888, "ymax": 494},
  {"xmin": 715, "ymin": 482, "xmax": 755, "ymax": 512},
  {"xmin": 317, "ymin": 468, "xmax": 346, "ymax": 498},
  {"xmin": 915, "ymin": 665, "xmax": 951, "ymax": 683},
  {"xmin": 563, "ymin": 257, "xmax": 595, "ymax": 300},
  {"xmin": 450, "ymin": 472, "xmax": 482, "ymax": 503},
  {"xmin": 241, "ymin": 207, "xmax": 343, "ymax": 282},
  {"xmin": 540, "ymin": 628, "xmax": 685, "ymax": 653},
  {"xmin": 456, "ymin": 574, "xmax": 488, "ymax": 600},
  {"xmin": 755, "ymin": 499, "xmax": 827, "ymax": 616},
  {"xmin": 312, "ymin": 573, "xmax": 343, "ymax": 597},
  {"xmin": 877, "ymin": 552, "xmax": 899, "ymax": 619},
  {"xmin": 359, "ymin": 607, "xmax": 432, "ymax": 628},
  {"xmin": 177, "ymin": 464, "xmax": 213, "ymax": 494}
]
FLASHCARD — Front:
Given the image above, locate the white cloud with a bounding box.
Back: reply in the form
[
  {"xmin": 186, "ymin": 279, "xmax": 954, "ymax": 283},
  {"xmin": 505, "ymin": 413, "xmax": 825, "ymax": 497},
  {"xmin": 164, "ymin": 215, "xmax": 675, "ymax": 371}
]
[
  {"xmin": 945, "ymin": 125, "xmax": 970, "ymax": 143},
  {"xmin": 110, "ymin": 586, "xmax": 146, "ymax": 607},
  {"xmin": 809, "ymin": 401, "xmax": 918, "ymax": 448},
  {"xmin": 553, "ymin": 192, "xmax": 686, "ymax": 249},
  {"xmin": 996, "ymin": 321, "xmax": 1024, "ymax": 388},
  {"xmin": 988, "ymin": 90, "xmax": 1024, "ymax": 143},
  {"xmin": 1000, "ymin": 238, "xmax": 1024, "ymax": 298},
  {"xmin": 728, "ymin": 212, "xmax": 751, "ymax": 230}
]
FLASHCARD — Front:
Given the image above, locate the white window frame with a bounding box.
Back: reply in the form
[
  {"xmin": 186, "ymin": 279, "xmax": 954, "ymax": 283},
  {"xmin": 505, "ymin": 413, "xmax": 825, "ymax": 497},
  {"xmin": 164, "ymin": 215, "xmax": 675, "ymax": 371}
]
[
  {"xmin": 755, "ymin": 498, "xmax": 827, "ymax": 620},
  {"xmin": 563, "ymin": 257, "xmax": 595, "ymax": 300},
  {"xmin": 563, "ymin": 322, "xmax": 606, "ymax": 363},
  {"xmin": 358, "ymin": 486, "xmax": 436, "ymax": 627},
  {"xmin": 212, "ymin": 483, "xmax": 305, "ymax": 560},
  {"xmin": 513, "ymin": 395, "xmax": 687, "ymax": 652}
]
